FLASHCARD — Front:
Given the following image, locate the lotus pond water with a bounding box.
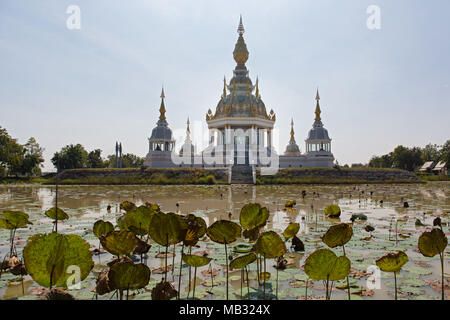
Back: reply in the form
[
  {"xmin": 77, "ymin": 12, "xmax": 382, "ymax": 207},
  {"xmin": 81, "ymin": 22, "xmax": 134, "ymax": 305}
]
[{"xmin": 0, "ymin": 182, "xmax": 448, "ymax": 300}]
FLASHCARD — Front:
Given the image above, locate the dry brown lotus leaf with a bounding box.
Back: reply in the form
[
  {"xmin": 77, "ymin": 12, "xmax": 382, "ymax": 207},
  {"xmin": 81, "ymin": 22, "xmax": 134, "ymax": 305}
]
[{"xmin": 151, "ymin": 281, "xmax": 178, "ymax": 300}]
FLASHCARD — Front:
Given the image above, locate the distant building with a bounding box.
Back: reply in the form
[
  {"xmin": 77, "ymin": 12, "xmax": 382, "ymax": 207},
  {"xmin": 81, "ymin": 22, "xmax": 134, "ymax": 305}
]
[
  {"xmin": 432, "ymin": 161, "xmax": 447, "ymax": 175},
  {"xmin": 419, "ymin": 161, "xmax": 435, "ymax": 173},
  {"xmin": 144, "ymin": 17, "xmax": 335, "ymax": 177}
]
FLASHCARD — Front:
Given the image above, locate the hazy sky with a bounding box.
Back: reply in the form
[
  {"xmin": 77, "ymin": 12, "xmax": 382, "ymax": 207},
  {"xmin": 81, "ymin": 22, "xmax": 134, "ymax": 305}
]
[{"xmin": 1, "ymin": 0, "xmax": 449, "ymax": 171}]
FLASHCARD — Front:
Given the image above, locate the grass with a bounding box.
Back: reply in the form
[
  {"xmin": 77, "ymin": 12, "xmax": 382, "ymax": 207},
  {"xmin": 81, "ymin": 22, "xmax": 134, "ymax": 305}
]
[{"xmin": 416, "ymin": 173, "xmax": 450, "ymax": 182}]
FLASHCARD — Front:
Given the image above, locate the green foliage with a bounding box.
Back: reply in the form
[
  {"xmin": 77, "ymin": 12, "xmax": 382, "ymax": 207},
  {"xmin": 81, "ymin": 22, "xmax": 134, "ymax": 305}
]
[
  {"xmin": 230, "ymin": 253, "xmax": 257, "ymax": 270},
  {"xmin": 100, "ymin": 230, "xmax": 138, "ymax": 256},
  {"xmin": 182, "ymin": 254, "xmax": 212, "ymax": 267},
  {"xmin": 207, "ymin": 220, "xmax": 241, "ymax": 244},
  {"xmin": 109, "ymin": 262, "xmax": 151, "ymax": 291},
  {"xmin": 282, "ymin": 223, "xmax": 300, "ymax": 240},
  {"xmin": 322, "ymin": 223, "xmax": 353, "ymax": 248},
  {"xmin": 376, "ymin": 251, "xmax": 408, "ymax": 273},
  {"xmin": 253, "ymin": 231, "xmax": 287, "ymax": 259},
  {"xmin": 324, "ymin": 204, "xmax": 341, "ymax": 218},
  {"xmin": 87, "ymin": 149, "xmax": 107, "ymax": 168},
  {"xmin": 45, "ymin": 207, "xmax": 69, "ymax": 221},
  {"xmin": 120, "ymin": 201, "xmax": 136, "ymax": 212},
  {"xmin": 239, "ymin": 203, "xmax": 269, "ymax": 230},
  {"xmin": 304, "ymin": 248, "xmax": 350, "ymax": 281},
  {"xmin": 120, "ymin": 206, "xmax": 155, "ymax": 236},
  {"xmin": 148, "ymin": 212, "xmax": 187, "ymax": 246},
  {"xmin": 106, "ymin": 153, "xmax": 144, "ymax": 168},
  {"xmin": 23, "ymin": 233, "xmax": 93, "ymax": 288},
  {"xmin": 0, "ymin": 211, "xmax": 32, "ymax": 229},
  {"xmin": 418, "ymin": 228, "xmax": 448, "ymax": 257},
  {"xmin": 51, "ymin": 144, "xmax": 89, "ymax": 171},
  {"xmin": 93, "ymin": 220, "xmax": 114, "ymax": 239}
]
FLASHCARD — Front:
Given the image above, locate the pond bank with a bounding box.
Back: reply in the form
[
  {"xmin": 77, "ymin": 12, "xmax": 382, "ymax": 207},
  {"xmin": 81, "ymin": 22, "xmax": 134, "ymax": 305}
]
[{"xmin": 1, "ymin": 167, "xmax": 421, "ymax": 185}]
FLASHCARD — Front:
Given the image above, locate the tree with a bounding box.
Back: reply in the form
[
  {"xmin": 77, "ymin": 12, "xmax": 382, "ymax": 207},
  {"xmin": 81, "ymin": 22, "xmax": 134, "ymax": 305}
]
[
  {"xmin": 0, "ymin": 126, "xmax": 24, "ymax": 176},
  {"xmin": 106, "ymin": 153, "xmax": 144, "ymax": 168},
  {"xmin": 391, "ymin": 145, "xmax": 423, "ymax": 171},
  {"xmin": 368, "ymin": 153, "xmax": 393, "ymax": 168},
  {"xmin": 87, "ymin": 149, "xmax": 106, "ymax": 168},
  {"xmin": 439, "ymin": 140, "xmax": 450, "ymax": 167},
  {"xmin": 19, "ymin": 137, "xmax": 44, "ymax": 176},
  {"xmin": 51, "ymin": 144, "xmax": 88, "ymax": 171},
  {"xmin": 421, "ymin": 143, "xmax": 440, "ymax": 162}
]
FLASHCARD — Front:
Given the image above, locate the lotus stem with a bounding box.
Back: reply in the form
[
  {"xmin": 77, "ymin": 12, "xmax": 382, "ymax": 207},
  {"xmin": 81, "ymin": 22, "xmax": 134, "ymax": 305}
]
[
  {"xmin": 193, "ymin": 267, "xmax": 197, "ymax": 300},
  {"xmin": 178, "ymin": 244, "xmax": 184, "ymax": 299},
  {"xmin": 172, "ymin": 243, "xmax": 176, "ymax": 278},
  {"xmin": 276, "ymin": 267, "xmax": 278, "ymax": 300},
  {"xmin": 305, "ymin": 279, "xmax": 308, "ymax": 300},
  {"xmin": 240, "ymin": 269, "xmax": 243, "ymax": 299},
  {"xmin": 263, "ymin": 255, "xmax": 266, "ymax": 300},
  {"xmin": 439, "ymin": 252, "xmax": 444, "ymax": 300},
  {"xmin": 225, "ymin": 241, "xmax": 229, "ymax": 300},
  {"xmin": 245, "ymin": 266, "xmax": 250, "ymax": 299},
  {"xmin": 164, "ymin": 233, "xmax": 168, "ymax": 282},
  {"xmin": 342, "ymin": 245, "xmax": 351, "ymax": 300},
  {"xmin": 394, "ymin": 271, "xmax": 397, "ymax": 300}
]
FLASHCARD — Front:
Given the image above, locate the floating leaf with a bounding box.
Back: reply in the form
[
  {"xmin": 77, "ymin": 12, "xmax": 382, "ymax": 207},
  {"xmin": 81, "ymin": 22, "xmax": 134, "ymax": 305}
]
[
  {"xmin": 376, "ymin": 251, "xmax": 408, "ymax": 273},
  {"xmin": 93, "ymin": 220, "xmax": 114, "ymax": 239},
  {"xmin": 304, "ymin": 248, "xmax": 350, "ymax": 281},
  {"xmin": 100, "ymin": 230, "xmax": 138, "ymax": 256},
  {"xmin": 324, "ymin": 205, "xmax": 341, "ymax": 218},
  {"xmin": 182, "ymin": 254, "xmax": 212, "ymax": 268},
  {"xmin": 322, "ymin": 223, "xmax": 353, "ymax": 248},
  {"xmin": 0, "ymin": 211, "xmax": 32, "ymax": 229},
  {"xmin": 418, "ymin": 228, "xmax": 447, "ymax": 257},
  {"xmin": 260, "ymin": 272, "xmax": 271, "ymax": 280},
  {"xmin": 23, "ymin": 233, "xmax": 93, "ymax": 288},
  {"xmin": 207, "ymin": 220, "xmax": 241, "ymax": 244},
  {"xmin": 285, "ymin": 201, "xmax": 296, "ymax": 208},
  {"xmin": 44, "ymin": 207, "xmax": 69, "ymax": 221},
  {"xmin": 109, "ymin": 262, "xmax": 150, "ymax": 291},
  {"xmin": 253, "ymin": 231, "xmax": 287, "ymax": 259},
  {"xmin": 291, "ymin": 235, "xmax": 305, "ymax": 252},
  {"xmin": 148, "ymin": 212, "xmax": 187, "ymax": 246},
  {"xmin": 233, "ymin": 243, "xmax": 253, "ymax": 253},
  {"xmin": 239, "ymin": 203, "xmax": 269, "ymax": 230},
  {"xmin": 283, "ymin": 223, "xmax": 300, "ymax": 240},
  {"xmin": 230, "ymin": 253, "xmax": 257, "ymax": 270}
]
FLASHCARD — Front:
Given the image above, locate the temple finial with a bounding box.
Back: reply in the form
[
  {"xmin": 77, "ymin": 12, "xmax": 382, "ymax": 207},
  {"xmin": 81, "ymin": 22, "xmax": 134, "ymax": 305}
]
[
  {"xmin": 315, "ymin": 88, "xmax": 321, "ymax": 121},
  {"xmin": 255, "ymin": 77, "xmax": 260, "ymax": 99},
  {"xmin": 186, "ymin": 117, "xmax": 191, "ymax": 139},
  {"xmin": 159, "ymin": 86, "xmax": 166, "ymax": 121},
  {"xmin": 290, "ymin": 118, "xmax": 295, "ymax": 140},
  {"xmin": 222, "ymin": 76, "xmax": 227, "ymax": 98},
  {"xmin": 238, "ymin": 15, "xmax": 245, "ymax": 35}
]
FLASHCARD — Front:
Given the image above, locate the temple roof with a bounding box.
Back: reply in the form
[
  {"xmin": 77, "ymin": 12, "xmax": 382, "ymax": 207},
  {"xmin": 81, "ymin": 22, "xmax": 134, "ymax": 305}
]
[
  {"xmin": 206, "ymin": 16, "xmax": 275, "ymax": 122},
  {"xmin": 306, "ymin": 89, "xmax": 331, "ymax": 141},
  {"xmin": 150, "ymin": 87, "xmax": 174, "ymax": 141},
  {"xmin": 284, "ymin": 119, "xmax": 301, "ymax": 156}
]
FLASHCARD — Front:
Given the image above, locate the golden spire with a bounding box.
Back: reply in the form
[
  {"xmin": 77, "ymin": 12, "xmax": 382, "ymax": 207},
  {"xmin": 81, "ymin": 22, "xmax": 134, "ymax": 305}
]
[
  {"xmin": 255, "ymin": 77, "xmax": 260, "ymax": 99},
  {"xmin": 238, "ymin": 15, "xmax": 245, "ymax": 35},
  {"xmin": 315, "ymin": 88, "xmax": 321, "ymax": 121},
  {"xmin": 159, "ymin": 86, "xmax": 166, "ymax": 120},
  {"xmin": 233, "ymin": 15, "xmax": 249, "ymax": 66},
  {"xmin": 222, "ymin": 76, "xmax": 227, "ymax": 98},
  {"xmin": 290, "ymin": 118, "xmax": 295, "ymax": 140}
]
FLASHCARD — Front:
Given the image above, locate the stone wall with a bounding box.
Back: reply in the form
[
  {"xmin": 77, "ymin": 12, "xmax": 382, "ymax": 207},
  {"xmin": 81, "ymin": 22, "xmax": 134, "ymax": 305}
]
[{"xmin": 256, "ymin": 167, "xmax": 419, "ymax": 184}]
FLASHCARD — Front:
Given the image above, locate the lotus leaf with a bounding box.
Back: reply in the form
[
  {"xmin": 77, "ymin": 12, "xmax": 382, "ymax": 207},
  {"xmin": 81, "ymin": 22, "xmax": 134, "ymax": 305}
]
[
  {"xmin": 109, "ymin": 262, "xmax": 150, "ymax": 291},
  {"xmin": 122, "ymin": 206, "xmax": 154, "ymax": 235},
  {"xmin": 144, "ymin": 202, "xmax": 160, "ymax": 212},
  {"xmin": 148, "ymin": 212, "xmax": 187, "ymax": 246},
  {"xmin": 322, "ymin": 223, "xmax": 353, "ymax": 248},
  {"xmin": 233, "ymin": 243, "xmax": 253, "ymax": 253},
  {"xmin": 304, "ymin": 248, "xmax": 350, "ymax": 281},
  {"xmin": 239, "ymin": 203, "xmax": 269, "ymax": 230},
  {"xmin": 120, "ymin": 201, "xmax": 136, "ymax": 212},
  {"xmin": 23, "ymin": 233, "xmax": 93, "ymax": 288},
  {"xmin": 0, "ymin": 211, "xmax": 32, "ymax": 229},
  {"xmin": 324, "ymin": 205, "xmax": 341, "ymax": 218},
  {"xmin": 230, "ymin": 253, "xmax": 256, "ymax": 270},
  {"xmin": 282, "ymin": 223, "xmax": 300, "ymax": 240},
  {"xmin": 182, "ymin": 254, "xmax": 212, "ymax": 268},
  {"xmin": 93, "ymin": 220, "xmax": 114, "ymax": 239},
  {"xmin": 285, "ymin": 201, "xmax": 296, "ymax": 208},
  {"xmin": 260, "ymin": 272, "xmax": 271, "ymax": 280},
  {"xmin": 376, "ymin": 251, "xmax": 409, "ymax": 273},
  {"xmin": 418, "ymin": 228, "xmax": 447, "ymax": 257},
  {"xmin": 207, "ymin": 220, "xmax": 241, "ymax": 244},
  {"xmin": 44, "ymin": 207, "xmax": 69, "ymax": 221},
  {"xmin": 100, "ymin": 230, "xmax": 138, "ymax": 256},
  {"xmin": 253, "ymin": 231, "xmax": 287, "ymax": 259},
  {"xmin": 183, "ymin": 214, "xmax": 207, "ymax": 246}
]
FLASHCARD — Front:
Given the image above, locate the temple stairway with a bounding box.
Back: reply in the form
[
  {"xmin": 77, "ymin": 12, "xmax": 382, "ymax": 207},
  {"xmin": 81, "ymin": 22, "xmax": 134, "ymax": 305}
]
[{"xmin": 230, "ymin": 165, "xmax": 254, "ymax": 184}]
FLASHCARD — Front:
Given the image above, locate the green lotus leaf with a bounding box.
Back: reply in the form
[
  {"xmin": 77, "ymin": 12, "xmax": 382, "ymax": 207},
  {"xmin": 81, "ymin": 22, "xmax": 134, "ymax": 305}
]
[
  {"xmin": 324, "ymin": 205, "xmax": 341, "ymax": 218},
  {"xmin": 206, "ymin": 220, "xmax": 242, "ymax": 244},
  {"xmin": 239, "ymin": 203, "xmax": 269, "ymax": 230},
  {"xmin": 230, "ymin": 253, "xmax": 257, "ymax": 270},
  {"xmin": 100, "ymin": 230, "xmax": 138, "ymax": 256},
  {"xmin": 304, "ymin": 248, "xmax": 350, "ymax": 281},
  {"xmin": 0, "ymin": 211, "xmax": 32, "ymax": 229},
  {"xmin": 322, "ymin": 223, "xmax": 353, "ymax": 248},
  {"xmin": 233, "ymin": 243, "xmax": 253, "ymax": 253},
  {"xmin": 93, "ymin": 220, "xmax": 114, "ymax": 239},
  {"xmin": 253, "ymin": 231, "xmax": 287, "ymax": 259},
  {"xmin": 109, "ymin": 262, "xmax": 150, "ymax": 291},
  {"xmin": 282, "ymin": 223, "xmax": 300, "ymax": 240},
  {"xmin": 144, "ymin": 202, "xmax": 160, "ymax": 212},
  {"xmin": 376, "ymin": 251, "xmax": 409, "ymax": 273},
  {"xmin": 148, "ymin": 212, "xmax": 187, "ymax": 246},
  {"xmin": 418, "ymin": 228, "xmax": 447, "ymax": 257},
  {"xmin": 45, "ymin": 207, "xmax": 69, "ymax": 221},
  {"xmin": 122, "ymin": 206, "xmax": 155, "ymax": 236},
  {"xmin": 182, "ymin": 254, "xmax": 212, "ymax": 268},
  {"xmin": 119, "ymin": 201, "xmax": 136, "ymax": 212},
  {"xmin": 242, "ymin": 227, "xmax": 260, "ymax": 241},
  {"xmin": 183, "ymin": 214, "xmax": 207, "ymax": 241},
  {"xmin": 23, "ymin": 233, "xmax": 94, "ymax": 288}
]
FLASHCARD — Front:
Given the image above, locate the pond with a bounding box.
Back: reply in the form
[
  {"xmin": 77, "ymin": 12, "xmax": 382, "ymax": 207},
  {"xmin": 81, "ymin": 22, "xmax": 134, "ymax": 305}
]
[{"xmin": 0, "ymin": 182, "xmax": 448, "ymax": 300}]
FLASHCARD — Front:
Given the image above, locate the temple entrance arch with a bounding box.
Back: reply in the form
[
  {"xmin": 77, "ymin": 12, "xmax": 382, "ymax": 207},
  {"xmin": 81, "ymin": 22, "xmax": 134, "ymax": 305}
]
[{"xmin": 233, "ymin": 128, "xmax": 249, "ymax": 165}]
